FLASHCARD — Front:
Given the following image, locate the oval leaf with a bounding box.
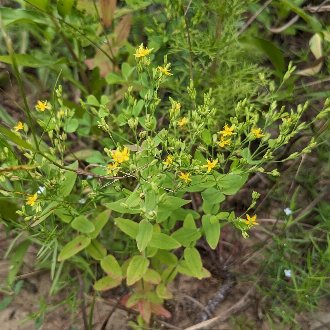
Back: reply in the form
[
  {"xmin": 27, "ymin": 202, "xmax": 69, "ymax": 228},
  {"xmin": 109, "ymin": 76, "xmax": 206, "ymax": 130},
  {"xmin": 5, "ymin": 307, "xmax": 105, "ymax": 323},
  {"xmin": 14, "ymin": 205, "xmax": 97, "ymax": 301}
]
[
  {"xmin": 101, "ymin": 255, "xmax": 122, "ymax": 279},
  {"xmin": 115, "ymin": 217, "xmax": 138, "ymax": 238},
  {"xmin": 86, "ymin": 240, "xmax": 107, "ymax": 260},
  {"xmin": 156, "ymin": 283, "xmax": 173, "ymax": 299},
  {"xmin": 143, "ymin": 269, "xmax": 161, "ymax": 284},
  {"xmin": 171, "ymin": 227, "xmax": 201, "ymax": 247},
  {"xmin": 71, "ymin": 215, "xmax": 95, "ymax": 234},
  {"xmin": 184, "ymin": 247, "xmax": 203, "ymax": 277},
  {"xmin": 94, "ymin": 276, "xmax": 122, "ymax": 291},
  {"xmin": 149, "ymin": 233, "xmax": 181, "ymax": 250},
  {"xmin": 136, "ymin": 219, "xmax": 153, "ymax": 252},
  {"xmin": 90, "ymin": 210, "xmax": 111, "ymax": 239},
  {"xmin": 58, "ymin": 235, "xmax": 91, "ymax": 261},
  {"xmin": 126, "ymin": 255, "xmax": 149, "ymax": 286},
  {"xmin": 202, "ymin": 215, "xmax": 220, "ymax": 249},
  {"xmin": 59, "ymin": 161, "xmax": 78, "ymax": 197}
]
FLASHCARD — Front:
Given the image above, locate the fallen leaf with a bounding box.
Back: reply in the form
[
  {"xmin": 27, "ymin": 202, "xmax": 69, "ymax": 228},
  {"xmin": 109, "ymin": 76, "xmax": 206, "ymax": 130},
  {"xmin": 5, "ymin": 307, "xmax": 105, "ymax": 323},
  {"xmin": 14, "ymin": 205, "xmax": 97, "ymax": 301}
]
[{"xmin": 100, "ymin": 0, "xmax": 117, "ymax": 28}]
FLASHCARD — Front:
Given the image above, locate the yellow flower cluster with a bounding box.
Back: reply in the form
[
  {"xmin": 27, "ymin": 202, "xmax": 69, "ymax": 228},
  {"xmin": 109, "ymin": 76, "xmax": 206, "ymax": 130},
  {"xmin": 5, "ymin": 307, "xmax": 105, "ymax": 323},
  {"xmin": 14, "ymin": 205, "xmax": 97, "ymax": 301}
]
[
  {"xmin": 178, "ymin": 117, "xmax": 189, "ymax": 128},
  {"xmin": 203, "ymin": 159, "xmax": 218, "ymax": 173},
  {"xmin": 251, "ymin": 127, "xmax": 264, "ymax": 139},
  {"xmin": 35, "ymin": 100, "xmax": 51, "ymax": 112},
  {"xmin": 218, "ymin": 124, "xmax": 234, "ymax": 148},
  {"xmin": 179, "ymin": 172, "xmax": 191, "ymax": 183},
  {"xmin": 245, "ymin": 214, "xmax": 258, "ymax": 226},
  {"xmin": 134, "ymin": 44, "xmax": 153, "ymax": 58},
  {"xmin": 26, "ymin": 193, "xmax": 38, "ymax": 206},
  {"xmin": 158, "ymin": 65, "xmax": 172, "ymax": 76},
  {"xmin": 14, "ymin": 121, "xmax": 24, "ymax": 132},
  {"xmin": 107, "ymin": 147, "xmax": 130, "ymax": 175},
  {"xmin": 163, "ymin": 155, "xmax": 174, "ymax": 166}
]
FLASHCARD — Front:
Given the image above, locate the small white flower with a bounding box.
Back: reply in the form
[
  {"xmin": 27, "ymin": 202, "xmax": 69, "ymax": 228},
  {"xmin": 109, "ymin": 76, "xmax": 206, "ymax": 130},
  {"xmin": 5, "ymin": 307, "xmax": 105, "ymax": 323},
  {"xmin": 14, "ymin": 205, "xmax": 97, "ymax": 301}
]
[
  {"xmin": 284, "ymin": 269, "xmax": 292, "ymax": 278},
  {"xmin": 37, "ymin": 186, "xmax": 46, "ymax": 194},
  {"xmin": 86, "ymin": 175, "xmax": 93, "ymax": 180},
  {"xmin": 78, "ymin": 198, "xmax": 86, "ymax": 204},
  {"xmin": 284, "ymin": 207, "xmax": 292, "ymax": 216}
]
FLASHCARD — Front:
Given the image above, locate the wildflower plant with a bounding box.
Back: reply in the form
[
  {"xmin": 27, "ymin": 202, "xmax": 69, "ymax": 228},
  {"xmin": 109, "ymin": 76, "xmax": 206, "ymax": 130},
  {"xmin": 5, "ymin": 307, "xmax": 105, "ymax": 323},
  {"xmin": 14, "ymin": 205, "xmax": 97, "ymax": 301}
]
[{"xmin": 1, "ymin": 41, "xmax": 329, "ymax": 325}]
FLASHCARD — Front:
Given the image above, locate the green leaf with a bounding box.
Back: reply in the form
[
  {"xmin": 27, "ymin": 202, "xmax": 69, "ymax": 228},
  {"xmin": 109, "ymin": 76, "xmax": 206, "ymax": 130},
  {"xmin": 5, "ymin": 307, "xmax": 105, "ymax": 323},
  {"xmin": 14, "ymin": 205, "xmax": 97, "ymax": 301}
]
[
  {"xmin": 106, "ymin": 198, "xmax": 140, "ymax": 214},
  {"xmin": 31, "ymin": 201, "xmax": 60, "ymax": 227},
  {"xmin": 59, "ymin": 161, "xmax": 78, "ymax": 197},
  {"xmin": 184, "ymin": 247, "xmax": 203, "ymax": 278},
  {"xmin": 136, "ymin": 220, "xmax": 153, "ymax": 252},
  {"xmin": 216, "ymin": 173, "xmax": 248, "ymax": 195},
  {"xmin": 201, "ymin": 188, "xmax": 225, "ymax": 205},
  {"xmin": 153, "ymin": 250, "xmax": 178, "ymax": 266},
  {"xmin": 159, "ymin": 196, "xmax": 190, "ymax": 211},
  {"xmin": 90, "ymin": 210, "xmax": 111, "ymax": 239},
  {"xmin": 202, "ymin": 200, "xmax": 220, "ymax": 215},
  {"xmin": 0, "ymin": 125, "xmax": 36, "ymax": 151},
  {"xmin": 27, "ymin": 0, "xmax": 49, "ymax": 10},
  {"xmin": 71, "ymin": 215, "xmax": 95, "ymax": 234},
  {"xmin": 115, "ymin": 217, "xmax": 139, "ymax": 238},
  {"xmin": 65, "ymin": 149, "xmax": 99, "ymax": 161},
  {"xmin": 57, "ymin": 0, "xmax": 75, "ymax": 16},
  {"xmin": 122, "ymin": 62, "xmax": 135, "ymax": 80},
  {"xmin": 58, "ymin": 236, "xmax": 91, "ymax": 261},
  {"xmin": 171, "ymin": 228, "xmax": 201, "ymax": 247},
  {"xmin": 101, "ymin": 255, "xmax": 123, "ymax": 279},
  {"xmin": 86, "ymin": 240, "xmax": 107, "ymax": 260},
  {"xmin": 202, "ymin": 215, "xmax": 220, "ymax": 249},
  {"xmin": 156, "ymin": 283, "xmax": 173, "ymax": 299},
  {"xmin": 126, "ymin": 191, "xmax": 142, "ymax": 208},
  {"xmin": 185, "ymin": 175, "xmax": 216, "ymax": 192},
  {"xmin": 201, "ymin": 129, "xmax": 212, "ymax": 145},
  {"xmin": 157, "ymin": 196, "xmax": 191, "ymax": 222},
  {"xmin": 0, "ymin": 54, "xmax": 65, "ymax": 68},
  {"xmin": 54, "ymin": 207, "xmax": 73, "ymax": 223},
  {"xmin": 183, "ymin": 214, "xmax": 196, "ymax": 229},
  {"xmin": 144, "ymin": 188, "xmax": 158, "ymax": 213},
  {"xmin": 143, "ymin": 269, "xmax": 161, "ymax": 284},
  {"xmin": 0, "ymin": 8, "xmax": 47, "ymax": 26},
  {"xmin": 105, "ymin": 72, "xmax": 123, "ymax": 85},
  {"xmin": 94, "ymin": 276, "xmax": 122, "ymax": 291},
  {"xmin": 178, "ymin": 260, "xmax": 210, "ymax": 279},
  {"xmin": 64, "ymin": 118, "xmax": 79, "ymax": 133},
  {"xmin": 241, "ymin": 37, "xmax": 285, "ymax": 75},
  {"xmin": 149, "ymin": 232, "xmax": 181, "ymax": 250},
  {"xmin": 132, "ymin": 100, "xmax": 144, "ymax": 116},
  {"xmin": 126, "ymin": 255, "xmax": 149, "ymax": 286},
  {"xmin": 86, "ymin": 95, "xmax": 100, "ymax": 107}
]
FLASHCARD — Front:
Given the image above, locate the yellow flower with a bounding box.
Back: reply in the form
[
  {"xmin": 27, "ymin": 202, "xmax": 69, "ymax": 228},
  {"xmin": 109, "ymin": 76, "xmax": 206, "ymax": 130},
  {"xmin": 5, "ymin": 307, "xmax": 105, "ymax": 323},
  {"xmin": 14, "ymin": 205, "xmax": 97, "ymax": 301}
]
[
  {"xmin": 158, "ymin": 65, "xmax": 172, "ymax": 76},
  {"xmin": 203, "ymin": 159, "xmax": 218, "ymax": 173},
  {"xmin": 134, "ymin": 44, "xmax": 153, "ymax": 58},
  {"xmin": 163, "ymin": 155, "xmax": 174, "ymax": 166},
  {"xmin": 111, "ymin": 147, "xmax": 130, "ymax": 164},
  {"xmin": 178, "ymin": 117, "xmax": 189, "ymax": 127},
  {"xmin": 245, "ymin": 214, "xmax": 258, "ymax": 226},
  {"xmin": 179, "ymin": 172, "xmax": 191, "ymax": 183},
  {"xmin": 107, "ymin": 162, "xmax": 120, "ymax": 175},
  {"xmin": 14, "ymin": 121, "xmax": 24, "ymax": 132},
  {"xmin": 251, "ymin": 127, "xmax": 264, "ymax": 138},
  {"xmin": 35, "ymin": 100, "xmax": 51, "ymax": 112},
  {"xmin": 219, "ymin": 124, "xmax": 234, "ymax": 137},
  {"xmin": 26, "ymin": 193, "xmax": 38, "ymax": 206},
  {"xmin": 218, "ymin": 136, "xmax": 231, "ymax": 148}
]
